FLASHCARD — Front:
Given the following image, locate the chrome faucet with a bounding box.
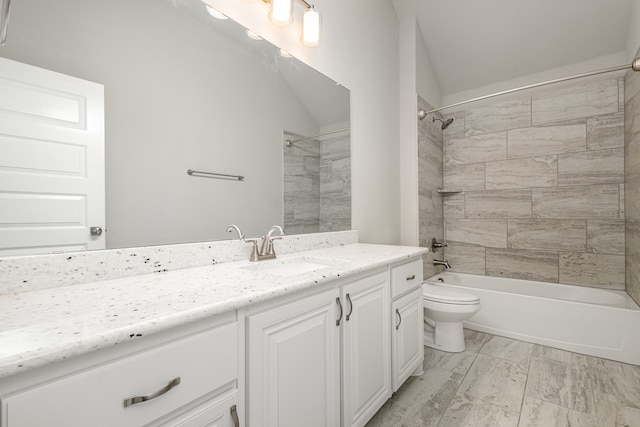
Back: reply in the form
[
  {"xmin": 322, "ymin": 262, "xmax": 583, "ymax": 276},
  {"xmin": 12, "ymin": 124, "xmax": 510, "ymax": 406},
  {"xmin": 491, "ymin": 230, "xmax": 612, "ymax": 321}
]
[
  {"xmin": 226, "ymin": 224, "xmax": 245, "ymax": 240},
  {"xmin": 246, "ymin": 225, "xmax": 285, "ymax": 261},
  {"xmin": 433, "ymin": 259, "xmax": 452, "ymax": 269}
]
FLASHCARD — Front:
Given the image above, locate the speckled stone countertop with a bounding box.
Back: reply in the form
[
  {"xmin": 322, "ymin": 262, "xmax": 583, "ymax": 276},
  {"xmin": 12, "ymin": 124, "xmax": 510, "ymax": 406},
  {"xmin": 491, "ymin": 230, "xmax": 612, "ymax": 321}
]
[{"xmin": 0, "ymin": 243, "xmax": 427, "ymax": 379}]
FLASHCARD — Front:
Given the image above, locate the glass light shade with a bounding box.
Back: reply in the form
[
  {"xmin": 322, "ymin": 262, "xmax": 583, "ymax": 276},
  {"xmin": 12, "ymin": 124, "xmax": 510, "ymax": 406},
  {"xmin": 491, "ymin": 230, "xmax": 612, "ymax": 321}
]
[
  {"xmin": 205, "ymin": 5, "xmax": 228, "ymax": 20},
  {"xmin": 302, "ymin": 7, "xmax": 321, "ymax": 46},
  {"xmin": 269, "ymin": 0, "xmax": 293, "ymax": 25},
  {"xmin": 246, "ymin": 29, "xmax": 263, "ymax": 40}
]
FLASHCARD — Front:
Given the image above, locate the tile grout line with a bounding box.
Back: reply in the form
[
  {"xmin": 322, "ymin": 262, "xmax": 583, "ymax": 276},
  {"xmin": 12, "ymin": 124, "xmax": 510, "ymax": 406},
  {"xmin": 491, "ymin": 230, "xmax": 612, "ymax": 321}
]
[{"xmin": 516, "ymin": 346, "xmax": 536, "ymax": 427}]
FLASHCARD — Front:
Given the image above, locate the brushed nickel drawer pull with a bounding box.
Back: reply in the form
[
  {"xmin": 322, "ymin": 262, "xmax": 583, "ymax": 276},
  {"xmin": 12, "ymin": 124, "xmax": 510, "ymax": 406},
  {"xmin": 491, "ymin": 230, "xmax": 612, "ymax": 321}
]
[
  {"xmin": 336, "ymin": 297, "xmax": 343, "ymax": 326},
  {"xmin": 406, "ymin": 274, "xmax": 416, "ymax": 281},
  {"xmin": 395, "ymin": 309, "xmax": 402, "ymax": 330},
  {"xmin": 231, "ymin": 404, "xmax": 240, "ymax": 427},
  {"xmin": 123, "ymin": 377, "xmax": 181, "ymax": 407},
  {"xmin": 346, "ymin": 293, "xmax": 353, "ymax": 321}
]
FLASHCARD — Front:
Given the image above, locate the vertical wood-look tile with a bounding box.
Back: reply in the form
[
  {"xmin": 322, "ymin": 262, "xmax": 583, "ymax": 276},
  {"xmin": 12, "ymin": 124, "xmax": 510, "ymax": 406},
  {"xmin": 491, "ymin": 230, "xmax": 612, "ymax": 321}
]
[
  {"xmin": 587, "ymin": 219, "xmax": 625, "ymax": 254},
  {"xmin": 445, "ymin": 219, "xmax": 507, "ymax": 248},
  {"xmin": 507, "ymin": 124, "xmax": 586, "ymax": 159},
  {"xmin": 532, "ymin": 78, "xmax": 618, "ymax": 124},
  {"xmin": 465, "ymin": 96, "xmax": 531, "ymax": 136},
  {"xmin": 557, "ymin": 148, "xmax": 624, "ymax": 186},
  {"xmin": 464, "ymin": 189, "xmax": 532, "ymax": 218},
  {"xmin": 486, "ymin": 248, "xmax": 559, "ymax": 282},
  {"xmin": 508, "ymin": 219, "xmax": 586, "ymax": 251},
  {"xmin": 586, "ymin": 112, "xmax": 624, "ymax": 150},
  {"xmin": 559, "ymin": 252, "xmax": 625, "ymax": 289},
  {"xmin": 532, "ymin": 185, "xmax": 620, "ymax": 218},
  {"xmin": 444, "ymin": 132, "xmax": 507, "ymax": 166},
  {"xmin": 620, "ymin": 184, "xmax": 625, "ymax": 220},
  {"xmin": 486, "ymin": 156, "xmax": 557, "ymax": 189}
]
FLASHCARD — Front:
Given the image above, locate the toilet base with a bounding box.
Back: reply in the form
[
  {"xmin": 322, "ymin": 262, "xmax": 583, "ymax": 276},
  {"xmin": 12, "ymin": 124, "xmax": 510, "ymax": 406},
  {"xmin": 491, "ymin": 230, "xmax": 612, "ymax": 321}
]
[{"xmin": 423, "ymin": 319, "xmax": 465, "ymax": 353}]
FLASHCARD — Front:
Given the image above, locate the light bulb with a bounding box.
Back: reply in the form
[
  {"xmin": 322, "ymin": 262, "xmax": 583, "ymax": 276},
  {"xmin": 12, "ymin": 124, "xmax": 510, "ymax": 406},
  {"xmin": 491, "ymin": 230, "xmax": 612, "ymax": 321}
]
[
  {"xmin": 269, "ymin": 0, "xmax": 293, "ymax": 25},
  {"xmin": 302, "ymin": 7, "xmax": 321, "ymax": 46}
]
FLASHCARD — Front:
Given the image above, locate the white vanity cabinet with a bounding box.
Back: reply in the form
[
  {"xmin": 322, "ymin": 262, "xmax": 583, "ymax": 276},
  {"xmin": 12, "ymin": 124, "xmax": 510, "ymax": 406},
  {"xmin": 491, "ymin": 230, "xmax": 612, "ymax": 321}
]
[
  {"xmin": 341, "ymin": 271, "xmax": 391, "ymax": 427},
  {"xmin": 390, "ymin": 259, "xmax": 424, "ymax": 391},
  {"xmin": 0, "ymin": 314, "xmax": 240, "ymax": 427},
  {"xmin": 245, "ymin": 269, "xmax": 392, "ymax": 427}
]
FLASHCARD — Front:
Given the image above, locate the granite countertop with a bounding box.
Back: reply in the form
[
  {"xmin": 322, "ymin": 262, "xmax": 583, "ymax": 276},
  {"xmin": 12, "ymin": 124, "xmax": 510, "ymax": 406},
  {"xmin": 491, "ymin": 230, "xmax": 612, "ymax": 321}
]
[{"xmin": 0, "ymin": 243, "xmax": 427, "ymax": 379}]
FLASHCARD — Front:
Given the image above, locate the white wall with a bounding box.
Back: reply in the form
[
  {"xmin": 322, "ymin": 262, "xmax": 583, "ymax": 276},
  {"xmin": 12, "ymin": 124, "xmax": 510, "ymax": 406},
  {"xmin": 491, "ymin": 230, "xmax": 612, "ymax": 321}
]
[
  {"xmin": 627, "ymin": 0, "xmax": 640, "ymax": 61},
  {"xmin": 0, "ymin": 0, "xmax": 330, "ymax": 248},
  {"xmin": 205, "ymin": 0, "xmax": 402, "ymax": 244}
]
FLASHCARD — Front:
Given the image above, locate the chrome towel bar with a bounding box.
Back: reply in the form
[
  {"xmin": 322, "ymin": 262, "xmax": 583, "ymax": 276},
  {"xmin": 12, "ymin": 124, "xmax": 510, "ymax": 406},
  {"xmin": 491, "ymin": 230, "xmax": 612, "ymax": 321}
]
[{"xmin": 187, "ymin": 169, "xmax": 244, "ymax": 181}]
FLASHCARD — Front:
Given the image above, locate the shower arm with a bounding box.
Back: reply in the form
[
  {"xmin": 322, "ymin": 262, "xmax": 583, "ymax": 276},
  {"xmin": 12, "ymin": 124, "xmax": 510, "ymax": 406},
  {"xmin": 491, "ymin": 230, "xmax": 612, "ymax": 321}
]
[{"xmin": 418, "ymin": 57, "xmax": 640, "ymax": 117}]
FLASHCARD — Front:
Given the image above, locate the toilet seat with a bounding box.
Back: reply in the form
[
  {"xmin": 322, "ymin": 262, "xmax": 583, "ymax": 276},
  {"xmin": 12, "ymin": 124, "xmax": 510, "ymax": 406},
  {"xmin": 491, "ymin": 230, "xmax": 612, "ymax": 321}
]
[{"xmin": 422, "ymin": 283, "xmax": 479, "ymax": 305}]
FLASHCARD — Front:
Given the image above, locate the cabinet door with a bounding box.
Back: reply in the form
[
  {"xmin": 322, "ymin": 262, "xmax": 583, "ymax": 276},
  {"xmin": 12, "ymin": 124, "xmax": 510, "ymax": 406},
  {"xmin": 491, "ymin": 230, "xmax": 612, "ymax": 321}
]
[
  {"xmin": 166, "ymin": 392, "xmax": 239, "ymax": 427},
  {"xmin": 392, "ymin": 287, "xmax": 424, "ymax": 392},
  {"xmin": 246, "ymin": 287, "xmax": 340, "ymax": 427},
  {"xmin": 342, "ymin": 271, "xmax": 391, "ymax": 427}
]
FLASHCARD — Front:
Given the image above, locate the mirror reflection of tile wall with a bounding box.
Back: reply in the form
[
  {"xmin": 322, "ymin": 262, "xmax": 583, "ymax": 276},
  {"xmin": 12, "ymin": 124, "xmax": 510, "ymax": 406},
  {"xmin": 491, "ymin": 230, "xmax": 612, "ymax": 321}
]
[{"xmin": 284, "ymin": 131, "xmax": 351, "ymax": 235}]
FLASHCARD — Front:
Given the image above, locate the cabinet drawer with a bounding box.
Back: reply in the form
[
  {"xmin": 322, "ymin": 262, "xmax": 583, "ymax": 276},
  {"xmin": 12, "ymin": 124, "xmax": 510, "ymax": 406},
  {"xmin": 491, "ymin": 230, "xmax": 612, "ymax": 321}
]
[
  {"xmin": 390, "ymin": 258, "xmax": 423, "ymax": 298},
  {"xmin": 4, "ymin": 321, "xmax": 237, "ymax": 427}
]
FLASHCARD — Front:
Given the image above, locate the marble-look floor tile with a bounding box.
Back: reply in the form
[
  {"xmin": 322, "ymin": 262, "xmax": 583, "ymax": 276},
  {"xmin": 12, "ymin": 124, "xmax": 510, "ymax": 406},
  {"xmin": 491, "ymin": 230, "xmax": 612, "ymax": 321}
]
[
  {"xmin": 365, "ymin": 368, "xmax": 464, "ymax": 427},
  {"xmin": 480, "ymin": 335, "xmax": 534, "ymax": 365},
  {"xmin": 518, "ymin": 397, "xmax": 605, "ymax": 427},
  {"xmin": 437, "ymin": 393, "xmax": 520, "ymax": 427},
  {"xmin": 591, "ymin": 362, "xmax": 640, "ymax": 410},
  {"xmin": 423, "ymin": 330, "xmax": 489, "ymax": 376},
  {"xmin": 526, "ymin": 357, "xmax": 595, "ymax": 414},
  {"xmin": 457, "ymin": 353, "xmax": 528, "ymax": 411},
  {"xmin": 531, "ymin": 345, "xmax": 598, "ymax": 370},
  {"xmin": 615, "ymin": 405, "xmax": 640, "ymax": 427}
]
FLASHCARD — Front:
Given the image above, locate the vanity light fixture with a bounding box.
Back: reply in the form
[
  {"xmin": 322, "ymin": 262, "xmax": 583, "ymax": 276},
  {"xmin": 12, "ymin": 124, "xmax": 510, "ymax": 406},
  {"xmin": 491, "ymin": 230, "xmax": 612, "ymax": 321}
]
[
  {"xmin": 205, "ymin": 5, "xmax": 228, "ymax": 20},
  {"xmin": 301, "ymin": 5, "xmax": 320, "ymax": 46},
  {"xmin": 246, "ymin": 29, "xmax": 263, "ymax": 40},
  {"xmin": 262, "ymin": 0, "xmax": 321, "ymax": 46},
  {"xmin": 269, "ymin": 0, "xmax": 293, "ymax": 25}
]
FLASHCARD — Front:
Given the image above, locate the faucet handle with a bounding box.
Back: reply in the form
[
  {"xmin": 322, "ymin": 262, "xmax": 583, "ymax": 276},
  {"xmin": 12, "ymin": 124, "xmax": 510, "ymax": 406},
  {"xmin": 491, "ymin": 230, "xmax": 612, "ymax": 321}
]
[
  {"xmin": 267, "ymin": 236, "xmax": 282, "ymax": 256},
  {"xmin": 245, "ymin": 239, "xmax": 260, "ymax": 262}
]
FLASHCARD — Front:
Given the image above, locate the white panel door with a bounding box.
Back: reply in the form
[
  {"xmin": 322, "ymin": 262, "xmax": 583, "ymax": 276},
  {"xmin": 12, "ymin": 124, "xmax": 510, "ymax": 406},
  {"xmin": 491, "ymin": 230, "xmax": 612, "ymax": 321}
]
[
  {"xmin": 392, "ymin": 287, "xmax": 424, "ymax": 392},
  {"xmin": 0, "ymin": 56, "xmax": 105, "ymax": 256},
  {"xmin": 247, "ymin": 287, "xmax": 341, "ymax": 427},
  {"xmin": 342, "ymin": 271, "xmax": 391, "ymax": 427}
]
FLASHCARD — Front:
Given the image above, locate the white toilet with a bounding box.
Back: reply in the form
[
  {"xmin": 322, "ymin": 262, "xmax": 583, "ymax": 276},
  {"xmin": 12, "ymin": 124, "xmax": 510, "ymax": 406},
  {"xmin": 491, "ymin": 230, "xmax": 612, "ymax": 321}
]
[{"xmin": 422, "ymin": 283, "xmax": 480, "ymax": 352}]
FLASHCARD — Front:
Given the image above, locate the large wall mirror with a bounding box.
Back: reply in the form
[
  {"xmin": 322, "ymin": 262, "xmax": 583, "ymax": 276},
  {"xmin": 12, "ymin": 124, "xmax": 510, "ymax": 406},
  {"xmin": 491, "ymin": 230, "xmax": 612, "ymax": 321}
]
[{"xmin": 0, "ymin": 0, "xmax": 350, "ymax": 254}]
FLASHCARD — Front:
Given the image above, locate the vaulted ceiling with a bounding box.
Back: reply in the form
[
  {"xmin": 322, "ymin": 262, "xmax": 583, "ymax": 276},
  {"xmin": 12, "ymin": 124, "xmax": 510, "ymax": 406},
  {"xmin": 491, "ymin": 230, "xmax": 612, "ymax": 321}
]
[{"xmin": 415, "ymin": 0, "xmax": 635, "ymax": 96}]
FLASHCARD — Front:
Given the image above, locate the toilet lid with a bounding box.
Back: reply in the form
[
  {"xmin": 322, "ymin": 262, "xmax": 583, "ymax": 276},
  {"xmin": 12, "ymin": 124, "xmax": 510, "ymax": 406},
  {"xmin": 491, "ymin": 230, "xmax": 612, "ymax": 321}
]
[{"xmin": 422, "ymin": 283, "xmax": 479, "ymax": 304}]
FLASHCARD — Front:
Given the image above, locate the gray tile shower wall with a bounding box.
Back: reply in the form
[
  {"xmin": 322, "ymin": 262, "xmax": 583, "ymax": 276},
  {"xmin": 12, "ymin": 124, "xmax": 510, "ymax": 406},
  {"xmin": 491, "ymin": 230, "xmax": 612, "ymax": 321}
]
[
  {"xmin": 418, "ymin": 97, "xmax": 445, "ymax": 279},
  {"xmin": 625, "ymin": 47, "xmax": 640, "ymax": 304},
  {"xmin": 441, "ymin": 75, "xmax": 626, "ymax": 289},
  {"xmin": 319, "ymin": 132, "xmax": 351, "ymax": 233},
  {"xmin": 283, "ymin": 131, "xmax": 351, "ymax": 235}
]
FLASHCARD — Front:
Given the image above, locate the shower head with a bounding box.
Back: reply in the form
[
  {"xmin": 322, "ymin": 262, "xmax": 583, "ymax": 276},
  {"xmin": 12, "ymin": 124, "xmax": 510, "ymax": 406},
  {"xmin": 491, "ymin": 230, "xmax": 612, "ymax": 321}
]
[{"xmin": 433, "ymin": 117, "xmax": 454, "ymax": 130}]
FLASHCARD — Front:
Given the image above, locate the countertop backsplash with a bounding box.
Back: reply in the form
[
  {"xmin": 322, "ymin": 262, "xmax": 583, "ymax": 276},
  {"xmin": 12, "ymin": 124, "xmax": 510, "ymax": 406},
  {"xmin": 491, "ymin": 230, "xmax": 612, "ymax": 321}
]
[{"xmin": 0, "ymin": 230, "xmax": 359, "ymax": 295}]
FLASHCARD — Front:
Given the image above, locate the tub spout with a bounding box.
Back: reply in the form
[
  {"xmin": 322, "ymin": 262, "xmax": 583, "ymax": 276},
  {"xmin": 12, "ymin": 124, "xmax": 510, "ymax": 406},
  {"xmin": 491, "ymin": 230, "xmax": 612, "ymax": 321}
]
[{"xmin": 433, "ymin": 259, "xmax": 452, "ymax": 269}]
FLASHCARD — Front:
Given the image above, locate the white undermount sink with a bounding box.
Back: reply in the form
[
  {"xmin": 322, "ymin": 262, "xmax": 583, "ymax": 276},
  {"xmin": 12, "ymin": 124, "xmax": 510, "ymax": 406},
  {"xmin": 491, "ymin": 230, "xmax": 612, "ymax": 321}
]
[{"xmin": 243, "ymin": 257, "xmax": 347, "ymax": 277}]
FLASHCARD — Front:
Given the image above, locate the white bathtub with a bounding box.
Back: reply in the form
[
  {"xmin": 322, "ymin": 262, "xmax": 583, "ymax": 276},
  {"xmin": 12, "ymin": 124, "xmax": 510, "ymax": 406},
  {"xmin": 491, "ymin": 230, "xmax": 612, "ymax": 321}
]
[{"xmin": 425, "ymin": 272, "xmax": 640, "ymax": 365}]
